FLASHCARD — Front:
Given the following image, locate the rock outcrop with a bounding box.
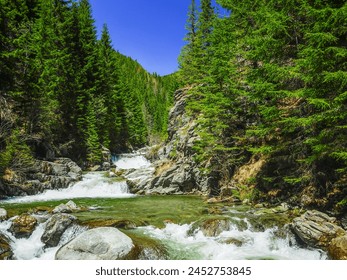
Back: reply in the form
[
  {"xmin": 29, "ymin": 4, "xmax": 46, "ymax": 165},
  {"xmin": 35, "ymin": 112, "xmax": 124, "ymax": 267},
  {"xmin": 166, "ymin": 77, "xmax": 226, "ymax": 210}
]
[
  {"xmin": 0, "ymin": 158, "xmax": 82, "ymax": 197},
  {"xmin": 55, "ymin": 227, "xmax": 134, "ymax": 260},
  {"xmin": 136, "ymin": 87, "xmax": 217, "ymax": 195},
  {"xmin": 41, "ymin": 213, "xmax": 76, "ymax": 248},
  {"xmin": 291, "ymin": 210, "xmax": 347, "ymax": 259}
]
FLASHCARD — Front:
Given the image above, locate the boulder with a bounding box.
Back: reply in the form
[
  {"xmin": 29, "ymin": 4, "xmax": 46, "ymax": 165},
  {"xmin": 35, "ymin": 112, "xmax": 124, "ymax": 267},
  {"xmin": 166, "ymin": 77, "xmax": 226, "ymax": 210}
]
[
  {"xmin": 55, "ymin": 227, "xmax": 134, "ymax": 260},
  {"xmin": 328, "ymin": 235, "xmax": 347, "ymax": 260},
  {"xmin": 52, "ymin": 200, "xmax": 80, "ymax": 214},
  {"xmin": 191, "ymin": 218, "xmax": 231, "ymax": 237},
  {"xmin": 41, "ymin": 213, "xmax": 76, "ymax": 248},
  {"xmin": 124, "ymin": 232, "xmax": 168, "ymax": 260},
  {"xmin": 291, "ymin": 210, "xmax": 346, "ymax": 248},
  {"xmin": 0, "ymin": 208, "xmax": 7, "ymax": 221},
  {"xmin": 9, "ymin": 214, "xmax": 37, "ymax": 239},
  {"xmin": 0, "ymin": 233, "xmax": 13, "ymax": 260}
]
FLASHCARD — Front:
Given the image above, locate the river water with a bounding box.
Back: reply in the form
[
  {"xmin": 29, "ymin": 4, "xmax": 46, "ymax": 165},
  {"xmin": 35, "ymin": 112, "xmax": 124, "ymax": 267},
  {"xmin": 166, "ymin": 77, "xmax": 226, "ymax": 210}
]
[{"xmin": 0, "ymin": 153, "xmax": 326, "ymax": 260}]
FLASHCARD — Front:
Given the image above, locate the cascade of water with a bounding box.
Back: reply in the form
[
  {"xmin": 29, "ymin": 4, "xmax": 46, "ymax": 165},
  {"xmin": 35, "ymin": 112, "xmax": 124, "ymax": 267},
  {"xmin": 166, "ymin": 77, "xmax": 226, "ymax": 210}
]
[
  {"xmin": 113, "ymin": 154, "xmax": 152, "ymax": 170},
  {"xmin": 0, "ymin": 216, "xmax": 87, "ymax": 260},
  {"xmin": 138, "ymin": 222, "xmax": 327, "ymax": 260},
  {"xmin": 0, "ymin": 152, "xmax": 329, "ymax": 260}
]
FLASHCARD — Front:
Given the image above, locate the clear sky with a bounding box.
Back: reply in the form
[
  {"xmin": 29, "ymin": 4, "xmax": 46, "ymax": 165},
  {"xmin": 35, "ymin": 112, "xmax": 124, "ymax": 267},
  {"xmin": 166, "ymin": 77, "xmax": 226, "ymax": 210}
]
[{"xmin": 89, "ymin": 0, "xmax": 191, "ymax": 76}]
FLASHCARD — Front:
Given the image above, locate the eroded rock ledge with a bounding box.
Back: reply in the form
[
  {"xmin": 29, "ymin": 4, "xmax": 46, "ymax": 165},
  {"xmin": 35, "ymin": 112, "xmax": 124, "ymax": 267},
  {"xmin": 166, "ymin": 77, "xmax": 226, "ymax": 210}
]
[
  {"xmin": 0, "ymin": 158, "xmax": 82, "ymax": 197},
  {"xmin": 291, "ymin": 210, "xmax": 347, "ymax": 259}
]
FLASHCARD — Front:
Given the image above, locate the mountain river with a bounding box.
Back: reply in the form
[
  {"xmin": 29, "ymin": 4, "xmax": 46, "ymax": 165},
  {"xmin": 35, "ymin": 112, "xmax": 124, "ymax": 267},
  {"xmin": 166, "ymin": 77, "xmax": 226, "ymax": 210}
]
[{"xmin": 0, "ymin": 153, "xmax": 327, "ymax": 260}]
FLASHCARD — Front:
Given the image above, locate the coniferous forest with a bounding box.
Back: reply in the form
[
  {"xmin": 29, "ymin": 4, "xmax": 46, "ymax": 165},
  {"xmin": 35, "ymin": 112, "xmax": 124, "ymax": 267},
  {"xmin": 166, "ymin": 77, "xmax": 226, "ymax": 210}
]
[
  {"xmin": 0, "ymin": 0, "xmax": 177, "ymax": 171},
  {"xmin": 1, "ymin": 0, "xmax": 347, "ymax": 262},
  {"xmin": 0, "ymin": 0, "xmax": 346, "ymax": 211},
  {"xmin": 178, "ymin": 0, "xmax": 347, "ymax": 214}
]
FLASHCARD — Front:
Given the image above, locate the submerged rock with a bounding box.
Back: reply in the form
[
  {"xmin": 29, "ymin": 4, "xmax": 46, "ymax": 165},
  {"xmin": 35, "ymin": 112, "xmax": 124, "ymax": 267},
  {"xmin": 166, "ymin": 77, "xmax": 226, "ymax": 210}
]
[
  {"xmin": 124, "ymin": 232, "xmax": 168, "ymax": 260},
  {"xmin": 41, "ymin": 213, "xmax": 76, "ymax": 248},
  {"xmin": 328, "ymin": 235, "xmax": 347, "ymax": 260},
  {"xmin": 9, "ymin": 214, "xmax": 37, "ymax": 239},
  {"xmin": 0, "ymin": 233, "xmax": 13, "ymax": 260},
  {"xmin": 55, "ymin": 227, "xmax": 134, "ymax": 260},
  {"xmin": 81, "ymin": 219, "xmax": 138, "ymax": 229},
  {"xmin": 291, "ymin": 210, "xmax": 346, "ymax": 248},
  {"xmin": 191, "ymin": 218, "xmax": 231, "ymax": 237}
]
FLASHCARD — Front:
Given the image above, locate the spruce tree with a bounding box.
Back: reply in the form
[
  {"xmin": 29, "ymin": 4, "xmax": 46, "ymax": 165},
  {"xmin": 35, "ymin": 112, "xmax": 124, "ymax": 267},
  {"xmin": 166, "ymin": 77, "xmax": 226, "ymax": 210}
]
[
  {"xmin": 74, "ymin": 0, "xmax": 101, "ymax": 164},
  {"xmin": 178, "ymin": 0, "xmax": 199, "ymax": 84}
]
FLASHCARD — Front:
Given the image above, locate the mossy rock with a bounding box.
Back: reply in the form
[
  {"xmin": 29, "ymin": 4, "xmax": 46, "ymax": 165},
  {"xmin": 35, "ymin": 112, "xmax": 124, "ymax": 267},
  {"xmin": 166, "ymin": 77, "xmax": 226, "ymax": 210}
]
[
  {"xmin": 122, "ymin": 231, "xmax": 168, "ymax": 260},
  {"xmin": 328, "ymin": 235, "xmax": 347, "ymax": 260},
  {"xmin": 80, "ymin": 219, "xmax": 139, "ymax": 229},
  {"xmin": 0, "ymin": 233, "xmax": 13, "ymax": 260},
  {"xmin": 190, "ymin": 217, "xmax": 231, "ymax": 237},
  {"xmin": 218, "ymin": 236, "xmax": 252, "ymax": 247},
  {"xmin": 247, "ymin": 211, "xmax": 291, "ymax": 231},
  {"xmin": 28, "ymin": 206, "xmax": 53, "ymax": 215},
  {"xmin": 9, "ymin": 214, "xmax": 38, "ymax": 238}
]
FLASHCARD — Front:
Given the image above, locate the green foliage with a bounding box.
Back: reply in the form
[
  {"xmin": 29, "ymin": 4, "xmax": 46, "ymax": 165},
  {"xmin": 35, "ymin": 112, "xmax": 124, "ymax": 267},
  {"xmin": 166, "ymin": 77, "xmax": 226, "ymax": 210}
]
[
  {"xmin": 178, "ymin": 0, "xmax": 347, "ymax": 207},
  {"xmin": 0, "ymin": 129, "xmax": 33, "ymax": 175},
  {"xmin": 0, "ymin": 0, "xmax": 178, "ymax": 170}
]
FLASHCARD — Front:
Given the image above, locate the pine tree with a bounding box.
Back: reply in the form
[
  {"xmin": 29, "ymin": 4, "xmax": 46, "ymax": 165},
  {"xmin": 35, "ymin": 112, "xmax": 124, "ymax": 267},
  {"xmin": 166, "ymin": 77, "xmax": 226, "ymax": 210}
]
[
  {"xmin": 74, "ymin": 0, "xmax": 101, "ymax": 164},
  {"xmin": 178, "ymin": 0, "xmax": 199, "ymax": 84}
]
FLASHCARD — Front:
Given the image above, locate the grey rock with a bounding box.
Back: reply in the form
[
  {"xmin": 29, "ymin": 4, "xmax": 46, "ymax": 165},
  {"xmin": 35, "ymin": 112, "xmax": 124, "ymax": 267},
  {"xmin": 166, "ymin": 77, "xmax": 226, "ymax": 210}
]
[
  {"xmin": 55, "ymin": 227, "xmax": 134, "ymax": 260},
  {"xmin": 102, "ymin": 162, "xmax": 111, "ymax": 171},
  {"xmin": 101, "ymin": 146, "xmax": 112, "ymax": 163},
  {"xmin": 291, "ymin": 210, "xmax": 346, "ymax": 248},
  {"xmin": 41, "ymin": 213, "xmax": 76, "ymax": 248},
  {"xmin": 0, "ymin": 158, "xmax": 82, "ymax": 198},
  {"xmin": 0, "ymin": 208, "xmax": 7, "ymax": 221},
  {"xmin": 53, "ymin": 200, "xmax": 80, "ymax": 214}
]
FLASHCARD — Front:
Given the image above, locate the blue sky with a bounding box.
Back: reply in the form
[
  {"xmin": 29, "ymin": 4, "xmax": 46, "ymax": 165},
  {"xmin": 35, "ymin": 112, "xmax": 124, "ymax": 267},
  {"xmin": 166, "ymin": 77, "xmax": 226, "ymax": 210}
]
[{"xmin": 89, "ymin": 0, "xmax": 191, "ymax": 76}]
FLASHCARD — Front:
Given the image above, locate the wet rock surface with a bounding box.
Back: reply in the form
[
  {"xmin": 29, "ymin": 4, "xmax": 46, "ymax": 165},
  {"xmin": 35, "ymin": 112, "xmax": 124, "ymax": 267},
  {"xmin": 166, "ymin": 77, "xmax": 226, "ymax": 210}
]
[
  {"xmin": 0, "ymin": 232, "xmax": 12, "ymax": 260},
  {"xmin": 55, "ymin": 227, "xmax": 134, "ymax": 260},
  {"xmin": 41, "ymin": 213, "xmax": 77, "ymax": 248},
  {"xmin": 9, "ymin": 214, "xmax": 38, "ymax": 239}
]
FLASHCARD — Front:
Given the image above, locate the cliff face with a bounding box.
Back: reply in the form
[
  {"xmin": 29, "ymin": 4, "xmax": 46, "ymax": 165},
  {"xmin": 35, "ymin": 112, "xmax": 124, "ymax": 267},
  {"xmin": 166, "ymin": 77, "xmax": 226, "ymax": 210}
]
[
  {"xmin": 143, "ymin": 87, "xmax": 347, "ymax": 218},
  {"xmin": 142, "ymin": 88, "xmax": 219, "ymax": 195}
]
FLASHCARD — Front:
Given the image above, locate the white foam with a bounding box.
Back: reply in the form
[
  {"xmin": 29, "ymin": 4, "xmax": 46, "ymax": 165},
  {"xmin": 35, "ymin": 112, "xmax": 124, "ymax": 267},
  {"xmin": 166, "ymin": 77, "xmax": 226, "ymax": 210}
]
[
  {"xmin": 139, "ymin": 222, "xmax": 326, "ymax": 260},
  {"xmin": 114, "ymin": 154, "xmax": 151, "ymax": 169},
  {"xmin": 4, "ymin": 172, "xmax": 134, "ymax": 203}
]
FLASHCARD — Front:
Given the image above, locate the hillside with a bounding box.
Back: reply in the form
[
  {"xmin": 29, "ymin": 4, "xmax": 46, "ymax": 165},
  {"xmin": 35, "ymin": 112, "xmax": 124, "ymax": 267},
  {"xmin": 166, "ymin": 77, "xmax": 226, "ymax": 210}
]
[
  {"xmin": 165, "ymin": 0, "xmax": 347, "ymax": 216},
  {"xmin": 0, "ymin": 0, "xmax": 178, "ymax": 175}
]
